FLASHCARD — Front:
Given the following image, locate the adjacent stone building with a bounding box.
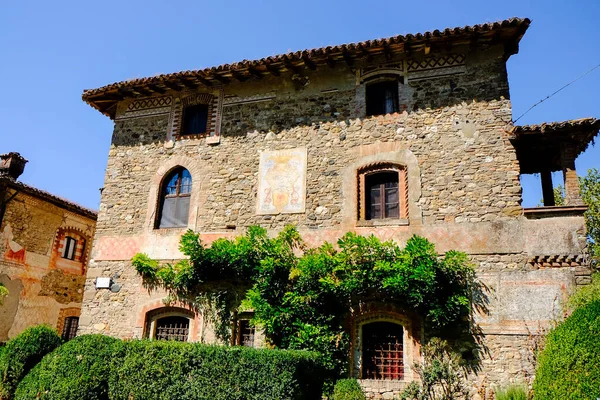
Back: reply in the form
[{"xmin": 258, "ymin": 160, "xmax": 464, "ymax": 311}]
[
  {"xmin": 80, "ymin": 17, "xmax": 598, "ymax": 397},
  {"xmin": 0, "ymin": 152, "xmax": 97, "ymax": 342}
]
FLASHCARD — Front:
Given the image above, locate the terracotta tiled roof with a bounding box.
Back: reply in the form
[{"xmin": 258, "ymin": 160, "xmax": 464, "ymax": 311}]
[
  {"xmin": 82, "ymin": 17, "xmax": 531, "ymax": 118},
  {"xmin": 1, "ymin": 177, "xmax": 98, "ymax": 220},
  {"xmin": 512, "ymin": 117, "xmax": 600, "ymax": 134}
]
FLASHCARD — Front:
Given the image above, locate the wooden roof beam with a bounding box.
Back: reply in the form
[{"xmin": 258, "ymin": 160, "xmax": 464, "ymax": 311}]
[
  {"xmin": 302, "ymin": 55, "xmax": 317, "ymax": 70},
  {"xmin": 247, "ymin": 67, "xmax": 263, "ymax": 79},
  {"xmin": 146, "ymin": 84, "xmax": 166, "ymax": 94},
  {"xmin": 211, "ymin": 74, "xmax": 231, "ymax": 85},
  {"xmin": 230, "ymin": 70, "xmax": 248, "ymax": 82},
  {"xmin": 342, "ymin": 51, "xmax": 354, "ymax": 67},
  {"xmin": 163, "ymin": 81, "xmax": 184, "ymax": 92},
  {"xmin": 265, "ymin": 63, "xmax": 281, "ymax": 76}
]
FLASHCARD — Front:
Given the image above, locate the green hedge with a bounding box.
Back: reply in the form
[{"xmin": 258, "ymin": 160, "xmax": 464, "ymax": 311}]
[
  {"xmin": 15, "ymin": 334, "xmax": 120, "ymax": 400},
  {"xmin": 533, "ymin": 299, "xmax": 600, "ymax": 399},
  {"xmin": 108, "ymin": 340, "xmax": 325, "ymax": 400},
  {"xmin": 332, "ymin": 379, "xmax": 366, "ymax": 400},
  {"xmin": 0, "ymin": 325, "xmax": 62, "ymax": 400}
]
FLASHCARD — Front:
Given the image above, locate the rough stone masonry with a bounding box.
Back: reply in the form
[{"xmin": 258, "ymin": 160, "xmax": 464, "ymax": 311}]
[{"xmin": 79, "ymin": 18, "xmax": 597, "ymax": 398}]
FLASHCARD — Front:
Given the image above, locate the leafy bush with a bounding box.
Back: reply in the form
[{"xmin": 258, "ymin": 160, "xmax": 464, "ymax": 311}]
[
  {"xmin": 533, "ymin": 300, "xmax": 600, "ymax": 399},
  {"xmin": 495, "ymin": 384, "xmax": 528, "ymax": 400},
  {"xmin": 134, "ymin": 227, "xmax": 480, "ymax": 378},
  {"xmin": 108, "ymin": 339, "xmax": 325, "ymax": 400},
  {"xmin": 332, "ymin": 379, "xmax": 366, "ymax": 400},
  {"xmin": 0, "ymin": 325, "xmax": 62, "ymax": 400},
  {"xmin": 400, "ymin": 338, "xmax": 470, "ymax": 400},
  {"xmin": 14, "ymin": 334, "xmax": 120, "ymax": 400},
  {"xmin": 567, "ymin": 272, "xmax": 600, "ymax": 310}
]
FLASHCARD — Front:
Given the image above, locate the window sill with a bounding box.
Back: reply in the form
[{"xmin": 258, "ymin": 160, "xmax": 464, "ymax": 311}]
[{"xmin": 356, "ymin": 218, "xmax": 409, "ymax": 227}]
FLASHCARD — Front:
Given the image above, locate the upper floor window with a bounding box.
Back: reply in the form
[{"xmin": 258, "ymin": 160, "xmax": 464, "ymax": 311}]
[
  {"xmin": 61, "ymin": 316, "xmax": 79, "ymax": 341},
  {"xmin": 182, "ymin": 104, "xmax": 209, "ymax": 136},
  {"xmin": 156, "ymin": 168, "xmax": 192, "ymax": 229},
  {"xmin": 366, "ymin": 172, "xmax": 399, "ymax": 220},
  {"xmin": 358, "ymin": 164, "xmax": 408, "ymax": 223},
  {"xmin": 62, "ymin": 236, "xmax": 77, "ymax": 260},
  {"xmin": 366, "ymin": 80, "xmax": 399, "ymax": 116}
]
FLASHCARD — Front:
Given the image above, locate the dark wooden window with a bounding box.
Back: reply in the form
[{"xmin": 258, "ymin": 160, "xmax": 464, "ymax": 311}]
[
  {"xmin": 156, "ymin": 168, "xmax": 192, "ymax": 229},
  {"xmin": 155, "ymin": 316, "xmax": 190, "ymax": 341},
  {"xmin": 362, "ymin": 322, "xmax": 404, "ymax": 380},
  {"xmin": 182, "ymin": 104, "xmax": 209, "ymax": 136},
  {"xmin": 62, "ymin": 236, "xmax": 77, "ymax": 260},
  {"xmin": 234, "ymin": 319, "xmax": 255, "ymax": 347},
  {"xmin": 62, "ymin": 316, "xmax": 79, "ymax": 341},
  {"xmin": 366, "ymin": 81, "xmax": 399, "ymax": 116},
  {"xmin": 366, "ymin": 172, "xmax": 399, "ymax": 220}
]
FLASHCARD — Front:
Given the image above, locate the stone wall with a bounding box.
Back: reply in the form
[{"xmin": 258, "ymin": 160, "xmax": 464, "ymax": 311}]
[
  {"xmin": 80, "ymin": 44, "xmax": 591, "ymax": 395},
  {"xmin": 0, "ymin": 190, "xmax": 96, "ymax": 341}
]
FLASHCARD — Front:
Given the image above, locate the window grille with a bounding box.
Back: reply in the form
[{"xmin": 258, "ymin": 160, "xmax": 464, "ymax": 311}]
[
  {"xmin": 62, "ymin": 316, "xmax": 79, "ymax": 340},
  {"xmin": 362, "ymin": 322, "xmax": 404, "ymax": 380},
  {"xmin": 155, "ymin": 316, "xmax": 190, "ymax": 342}
]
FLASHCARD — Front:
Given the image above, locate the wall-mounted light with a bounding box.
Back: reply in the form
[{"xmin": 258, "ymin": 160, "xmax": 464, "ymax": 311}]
[{"xmin": 95, "ymin": 277, "xmax": 112, "ymax": 289}]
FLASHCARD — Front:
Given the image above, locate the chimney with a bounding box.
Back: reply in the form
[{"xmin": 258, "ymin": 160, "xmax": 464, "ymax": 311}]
[{"xmin": 0, "ymin": 152, "xmax": 28, "ymax": 181}]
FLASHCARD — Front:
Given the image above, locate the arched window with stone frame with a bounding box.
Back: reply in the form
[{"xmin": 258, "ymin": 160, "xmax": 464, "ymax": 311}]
[
  {"xmin": 144, "ymin": 307, "xmax": 195, "ymax": 342},
  {"xmin": 155, "ymin": 167, "xmax": 192, "ymax": 229},
  {"xmin": 357, "ymin": 163, "xmax": 408, "ymax": 224}
]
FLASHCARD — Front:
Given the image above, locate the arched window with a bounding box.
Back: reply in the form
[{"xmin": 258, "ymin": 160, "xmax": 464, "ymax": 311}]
[
  {"xmin": 362, "ymin": 321, "xmax": 404, "ymax": 380},
  {"xmin": 156, "ymin": 167, "xmax": 192, "ymax": 228},
  {"xmin": 144, "ymin": 307, "xmax": 194, "ymax": 342},
  {"xmin": 358, "ymin": 163, "xmax": 408, "ymax": 222}
]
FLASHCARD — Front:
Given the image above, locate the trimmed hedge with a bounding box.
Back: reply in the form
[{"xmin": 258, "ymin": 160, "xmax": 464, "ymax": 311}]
[
  {"xmin": 15, "ymin": 334, "xmax": 120, "ymax": 400},
  {"xmin": 0, "ymin": 325, "xmax": 62, "ymax": 400},
  {"xmin": 108, "ymin": 340, "xmax": 325, "ymax": 400},
  {"xmin": 533, "ymin": 299, "xmax": 600, "ymax": 399},
  {"xmin": 332, "ymin": 379, "xmax": 366, "ymax": 400}
]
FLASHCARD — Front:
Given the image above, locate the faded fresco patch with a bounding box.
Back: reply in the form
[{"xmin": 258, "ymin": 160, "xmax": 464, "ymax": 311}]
[{"xmin": 257, "ymin": 148, "xmax": 307, "ymax": 214}]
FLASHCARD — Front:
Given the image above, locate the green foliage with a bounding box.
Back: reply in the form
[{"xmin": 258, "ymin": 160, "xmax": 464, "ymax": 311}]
[
  {"xmin": 567, "ymin": 272, "xmax": 600, "ymax": 310},
  {"xmin": 0, "ymin": 325, "xmax": 62, "ymax": 400},
  {"xmin": 133, "ymin": 227, "xmax": 479, "ymax": 380},
  {"xmin": 14, "ymin": 335, "xmax": 120, "ymax": 400},
  {"xmin": 533, "ymin": 299, "xmax": 600, "ymax": 399},
  {"xmin": 331, "ymin": 378, "xmax": 366, "ymax": 400},
  {"xmin": 0, "ymin": 284, "xmax": 7, "ymax": 305},
  {"xmin": 495, "ymin": 384, "xmax": 529, "ymax": 400},
  {"xmin": 400, "ymin": 338, "xmax": 470, "ymax": 400},
  {"xmin": 332, "ymin": 379, "xmax": 366, "ymax": 400},
  {"xmin": 109, "ymin": 340, "xmax": 324, "ymax": 400},
  {"xmin": 580, "ymin": 168, "xmax": 600, "ymax": 267}
]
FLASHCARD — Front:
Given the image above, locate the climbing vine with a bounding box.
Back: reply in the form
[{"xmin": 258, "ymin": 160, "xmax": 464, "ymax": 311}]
[{"xmin": 132, "ymin": 225, "xmax": 480, "ymax": 376}]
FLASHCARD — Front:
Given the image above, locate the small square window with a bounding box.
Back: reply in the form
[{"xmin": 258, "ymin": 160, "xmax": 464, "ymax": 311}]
[
  {"xmin": 62, "ymin": 236, "xmax": 77, "ymax": 260},
  {"xmin": 366, "ymin": 80, "xmax": 399, "ymax": 116},
  {"xmin": 182, "ymin": 104, "xmax": 209, "ymax": 136}
]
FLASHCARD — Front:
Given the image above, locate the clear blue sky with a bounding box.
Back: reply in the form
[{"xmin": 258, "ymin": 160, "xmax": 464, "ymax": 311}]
[{"xmin": 1, "ymin": 0, "xmax": 598, "ymax": 210}]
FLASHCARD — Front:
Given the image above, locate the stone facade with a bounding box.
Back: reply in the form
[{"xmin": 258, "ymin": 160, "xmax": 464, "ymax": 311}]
[
  {"xmin": 0, "ymin": 156, "xmax": 97, "ymax": 342},
  {"xmin": 80, "ymin": 19, "xmax": 594, "ymax": 398}
]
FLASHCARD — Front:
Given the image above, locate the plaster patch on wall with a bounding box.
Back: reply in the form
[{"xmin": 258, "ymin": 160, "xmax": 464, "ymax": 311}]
[{"xmin": 39, "ymin": 269, "xmax": 85, "ymax": 304}]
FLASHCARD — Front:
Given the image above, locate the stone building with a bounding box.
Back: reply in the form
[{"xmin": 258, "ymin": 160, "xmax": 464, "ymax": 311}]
[
  {"xmin": 0, "ymin": 152, "xmax": 97, "ymax": 342},
  {"xmin": 80, "ymin": 17, "xmax": 598, "ymax": 397}
]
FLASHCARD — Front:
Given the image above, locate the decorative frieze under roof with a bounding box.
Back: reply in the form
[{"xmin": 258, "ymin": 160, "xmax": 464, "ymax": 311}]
[{"xmin": 82, "ymin": 17, "xmax": 531, "ymax": 118}]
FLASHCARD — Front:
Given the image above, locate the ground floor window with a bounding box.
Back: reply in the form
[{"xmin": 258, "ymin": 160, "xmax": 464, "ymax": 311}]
[
  {"xmin": 61, "ymin": 316, "xmax": 79, "ymax": 341},
  {"xmin": 362, "ymin": 321, "xmax": 404, "ymax": 380},
  {"xmin": 144, "ymin": 307, "xmax": 194, "ymax": 342},
  {"xmin": 234, "ymin": 319, "xmax": 255, "ymax": 347},
  {"xmin": 155, "ymin": 316, "xmax": 190, "ymax": 341}
]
